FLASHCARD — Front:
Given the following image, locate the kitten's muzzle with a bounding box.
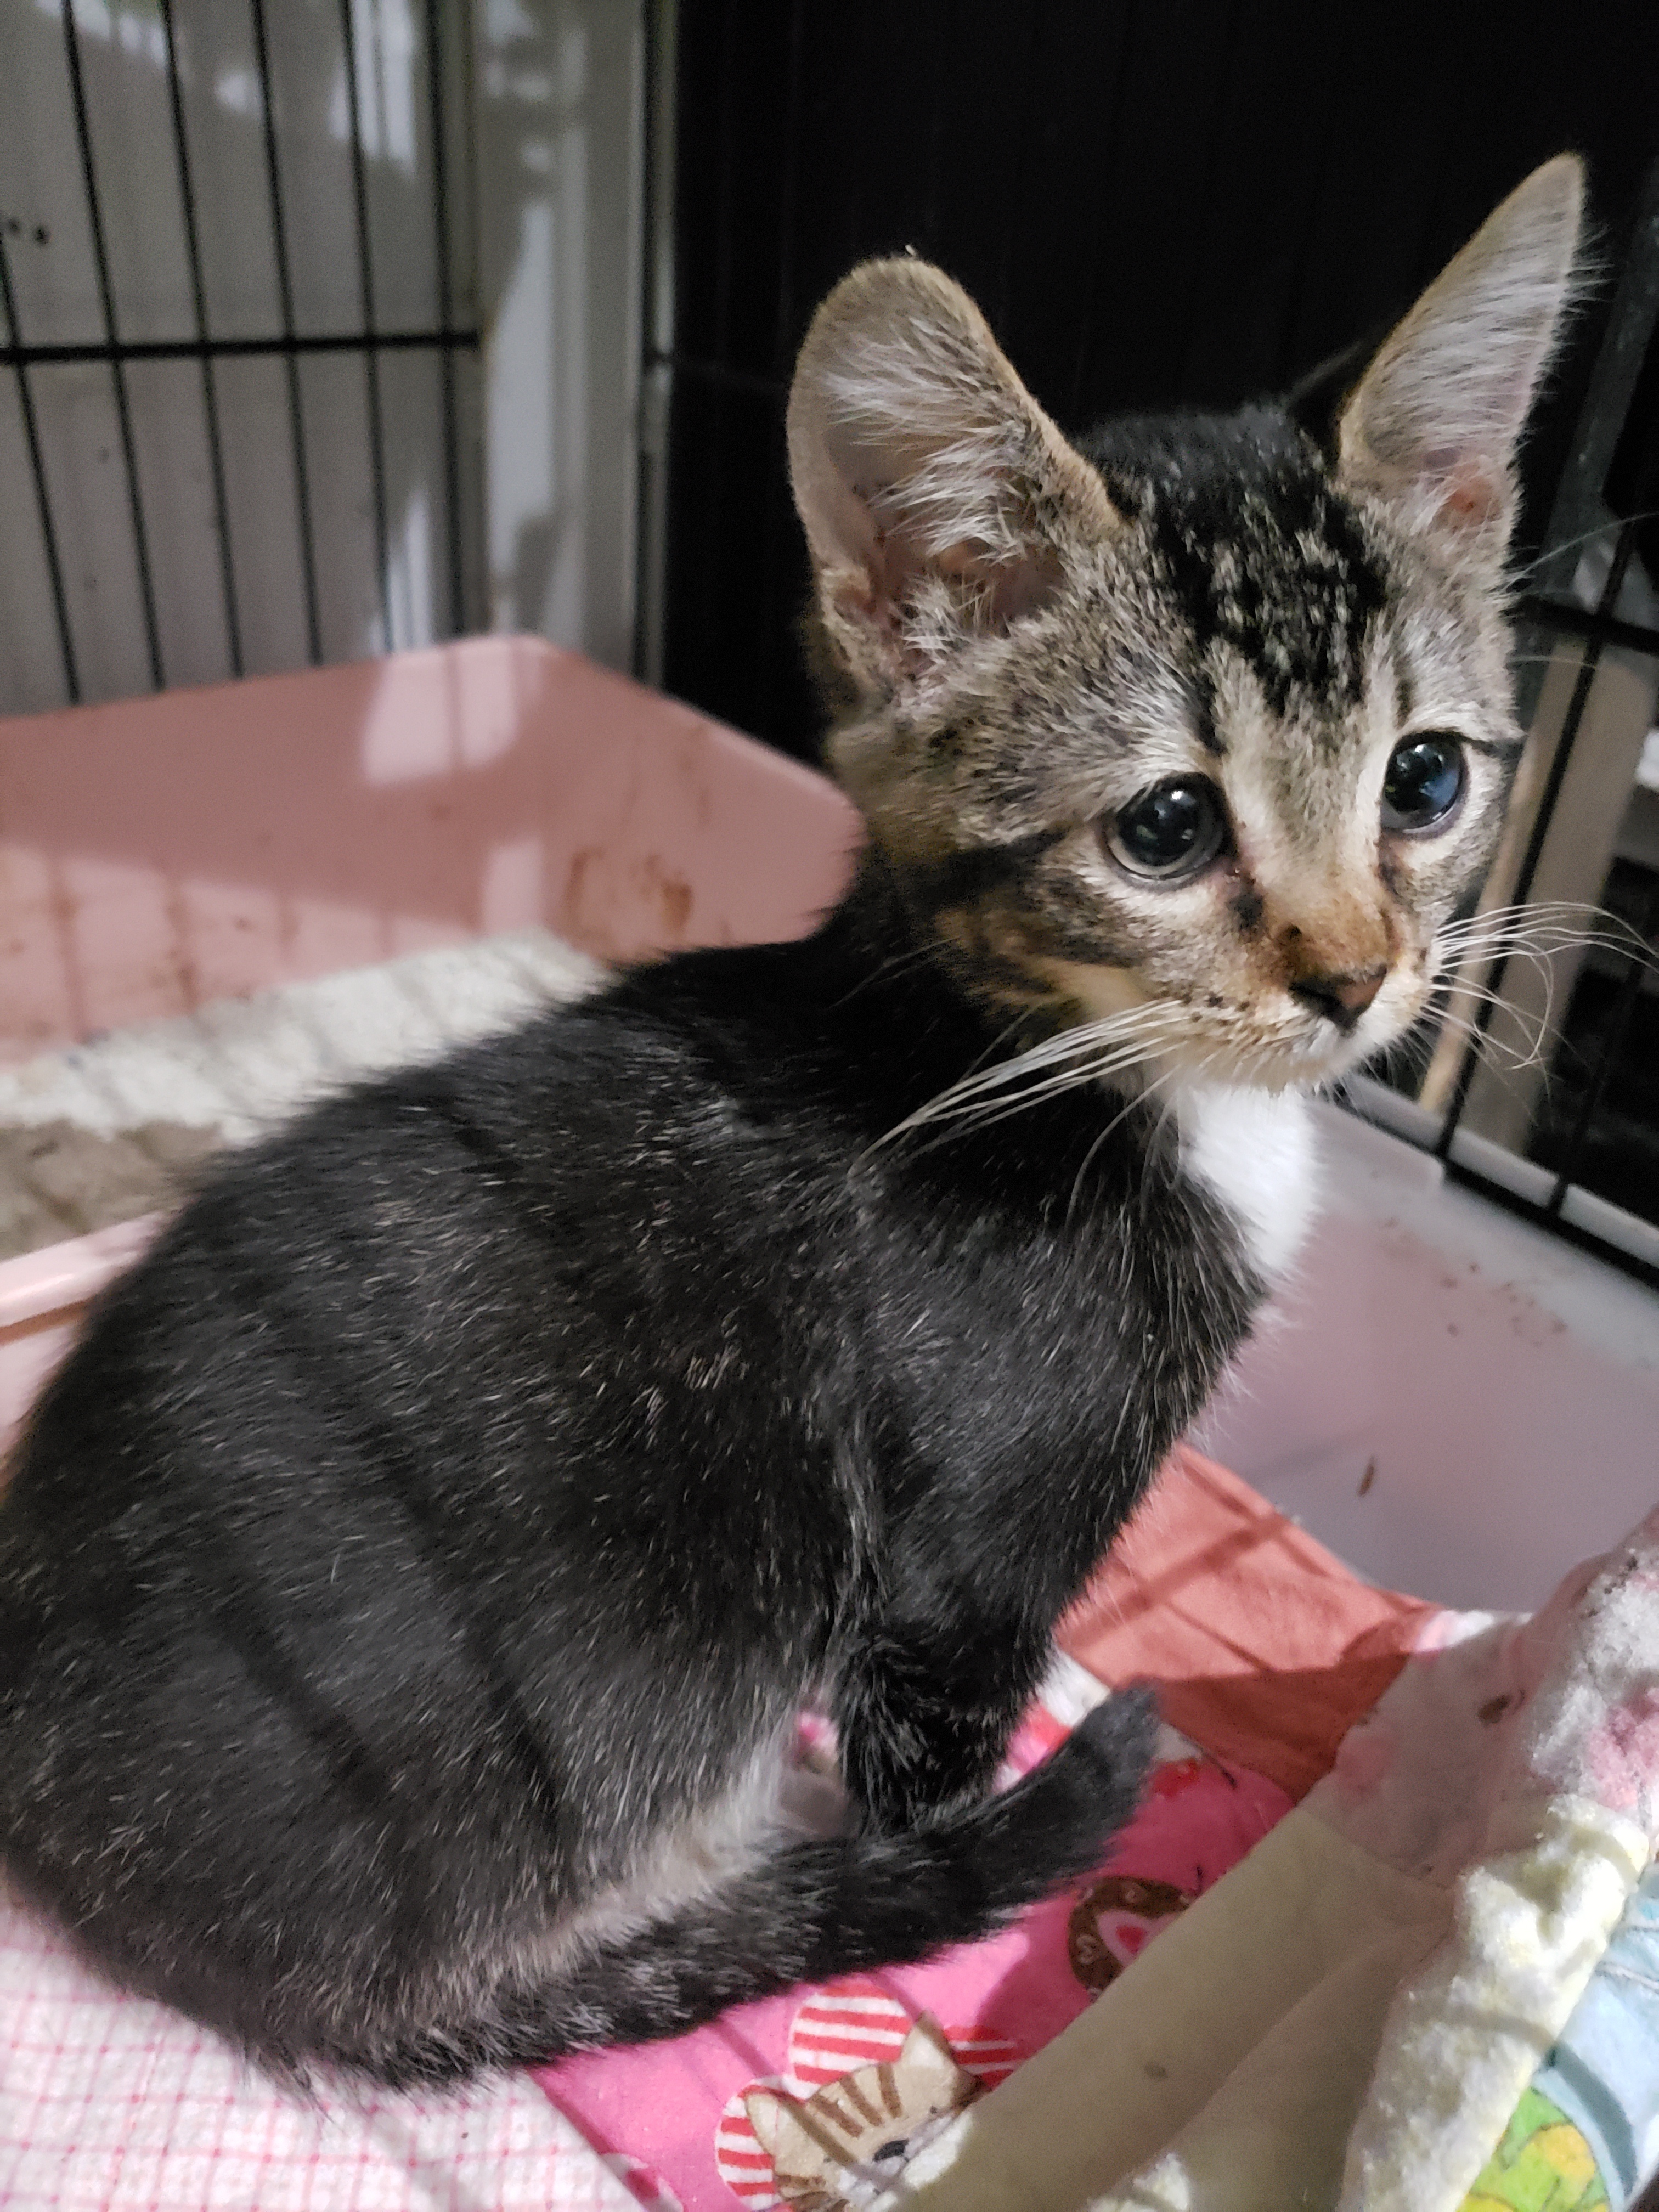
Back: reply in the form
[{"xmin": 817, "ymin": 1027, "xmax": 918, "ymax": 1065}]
[{"xmin": 1288, "ymin": 963, "xmax": 1387, "ymax": 1034}]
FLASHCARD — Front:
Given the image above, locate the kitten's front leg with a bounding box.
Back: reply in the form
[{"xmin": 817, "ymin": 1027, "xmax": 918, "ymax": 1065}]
[{"xmin": 833, "ymin": 1616, "xmax": 1049, "ymax": 1833}]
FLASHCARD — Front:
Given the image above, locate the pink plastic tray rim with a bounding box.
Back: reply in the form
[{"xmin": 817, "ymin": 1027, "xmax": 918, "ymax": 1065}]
[{"xmin": 0, "ymin": 637, "xmax": 858, "ymax": 1449}]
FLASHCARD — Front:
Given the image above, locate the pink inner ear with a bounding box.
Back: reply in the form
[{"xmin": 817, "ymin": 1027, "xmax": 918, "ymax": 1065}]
[
  {"xmin": 878, "ymin": 528, "xmax": 1062, "ymax": 634},
  {"xmin": 1433, "ymin": 456, "xmax": 1506, "ymax": 533}
]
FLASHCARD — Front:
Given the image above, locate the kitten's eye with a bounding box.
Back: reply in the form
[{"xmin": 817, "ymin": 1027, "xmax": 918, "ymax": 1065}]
[
  {"xmin": 1381, "ymin": 732, "xmax": 1466, "ymax": 833},
  {"xmin": 1105, "ymin": 777, "xmax": 1228, "ymax": 882}
]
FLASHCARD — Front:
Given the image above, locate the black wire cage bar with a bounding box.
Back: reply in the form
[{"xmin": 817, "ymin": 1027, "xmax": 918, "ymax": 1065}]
[
  {"xmin": 1362, "ymin": 540, "xmax": 1659, "ymax": 1288},
  {"xmin": 0, "ymin": 0, "xmax": 482, "ymax": 709}
]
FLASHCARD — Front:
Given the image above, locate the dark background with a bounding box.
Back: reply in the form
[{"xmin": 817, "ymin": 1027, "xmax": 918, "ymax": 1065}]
[{"xmin": 658, "ymin": 0, "xmax": 1659, "ymax": 761}]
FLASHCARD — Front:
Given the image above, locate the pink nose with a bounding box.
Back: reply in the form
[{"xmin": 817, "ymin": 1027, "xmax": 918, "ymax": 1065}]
[{"xmin": 1289, "ymin": 964, "xmax": 1387, "ymax": 1033}]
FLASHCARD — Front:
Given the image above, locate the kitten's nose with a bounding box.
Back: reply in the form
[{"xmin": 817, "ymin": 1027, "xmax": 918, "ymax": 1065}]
[{"xmin": 1289, "ymin": 964, "xmax": 1387, "ymax": 1033}]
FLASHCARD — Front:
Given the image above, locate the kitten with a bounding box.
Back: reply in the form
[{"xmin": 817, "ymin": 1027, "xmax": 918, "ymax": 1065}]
[
  {"xmin": 0, "ymin": 158, "xmax": 1582, "ymax": 2086},
  {"xmin": 746, "ymin": 2015, "xmax": 980, "ymax": 2210}
]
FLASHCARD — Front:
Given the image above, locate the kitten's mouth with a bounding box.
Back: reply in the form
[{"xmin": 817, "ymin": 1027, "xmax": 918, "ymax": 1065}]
[
  {"xmin": 1170, "ymin": 957, "xmax": 1437, "ymax": 1092},
  {"xmin": 1038, "ymin": 956, "xmax": 1431, "ymax": 1098},
  {"xmin": 1148, "ymin": 992, "xmax": 1423, "ymax": 1093},
  {"xmin": 921, "ymin": 963, "xmax": 1427, "ymax": 1139}
]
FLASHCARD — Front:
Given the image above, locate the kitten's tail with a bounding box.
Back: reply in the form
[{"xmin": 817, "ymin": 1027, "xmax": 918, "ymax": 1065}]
[{"xmin": 374, "ymin": 1690, "xmax": 1156, "ymax": 2085}]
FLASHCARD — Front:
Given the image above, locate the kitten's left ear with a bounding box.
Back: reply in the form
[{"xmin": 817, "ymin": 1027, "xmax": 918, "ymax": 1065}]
[
  {"xmin": 1336, "ymin": 155, "xmax": 1585, "ymax": 562},
  {"xmin": 788, "ymin": 257, "xmax": 1119, "ymax": 697}
]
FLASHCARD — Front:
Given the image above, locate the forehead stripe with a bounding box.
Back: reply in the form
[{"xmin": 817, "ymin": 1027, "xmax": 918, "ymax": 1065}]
[{"xmin": 1191, "ymin": 678, "xmax": 1225, "ymax": 757}]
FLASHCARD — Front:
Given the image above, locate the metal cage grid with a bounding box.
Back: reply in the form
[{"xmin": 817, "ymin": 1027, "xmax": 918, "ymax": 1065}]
[
  {"xmin": 0, "ymin": 0, "xmax": 481, "ymax": 707},
  {"xmin": 1385, "ymin": 544, "xmax": 1659, "ymax": 1288}
]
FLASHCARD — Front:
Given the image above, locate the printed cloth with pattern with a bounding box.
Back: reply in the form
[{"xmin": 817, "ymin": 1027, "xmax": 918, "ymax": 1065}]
[{"xmin": 16, "ymin": 1447, "xmax": 1652, "ymax": 2211}]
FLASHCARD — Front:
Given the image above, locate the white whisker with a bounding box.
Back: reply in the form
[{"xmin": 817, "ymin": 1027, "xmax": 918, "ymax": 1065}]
[
  {"xmin": 875, "ymin": 1003, "xmax": 1177, "ymax": 1144},
  {"xmin": 1066, "ymin": 1066, "xmax": 1182, "ymax": 1224},
  {"xmin": 871, "ymin": 1001, "xmax": 1188, "ymax": 1161},
  {"xmin": 1424, "ymin": 1005, "xmax": 1548, "ymax": 1075},
  {"xmin": 901, "ymin": 1039, "xmax": 1165, "ymax": 1141}
]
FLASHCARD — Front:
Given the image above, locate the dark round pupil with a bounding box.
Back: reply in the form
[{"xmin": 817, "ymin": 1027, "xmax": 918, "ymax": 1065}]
[
  {"xmin": 1120, "ymin": 782, "xmax": 1207, "ymax": 868},
  {"xmin": 1384, "ymin": 737, "xmax": 1462, "ymax": 825}
]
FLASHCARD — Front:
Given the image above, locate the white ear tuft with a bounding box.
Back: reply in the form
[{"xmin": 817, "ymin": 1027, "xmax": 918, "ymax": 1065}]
[
  {"xmin": 787, "ymin": 258, "xmax": 1116, "ymax": 696},
  {"xmin": 1336, "ymin": 155, "xmax": 1585, "ymax": 558}
]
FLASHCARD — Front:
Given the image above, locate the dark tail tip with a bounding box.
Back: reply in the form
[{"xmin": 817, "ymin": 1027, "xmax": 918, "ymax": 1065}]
[
  {"xmin": 961, "ymin": 1683, "xmax": 1161, "ymax": 1908},
  {"xmin": 1028, "ymin": 1681, "xmax": 1157, "ymax": 1841},
  {"xmin": 1059, "ymin": 1684, "xmax": 1161, "ymax": 1810}
]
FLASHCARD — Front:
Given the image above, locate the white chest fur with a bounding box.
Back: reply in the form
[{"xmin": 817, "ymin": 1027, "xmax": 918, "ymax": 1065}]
[{"xmin": 1175, "ymin": 1085, "xmax": 1319, "ymax": 1282}]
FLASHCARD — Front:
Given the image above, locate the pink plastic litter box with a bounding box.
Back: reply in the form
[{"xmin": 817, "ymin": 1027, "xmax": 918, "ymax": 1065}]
[{"xmin": 0, "ymin": 636, "xmax": 860, "ymax": 1460}]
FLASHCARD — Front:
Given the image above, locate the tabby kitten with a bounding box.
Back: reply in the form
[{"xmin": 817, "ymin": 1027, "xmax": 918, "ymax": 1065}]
[{"xmin": 0, "ymin": 158, "xmax": 1581, "ymax": 2086}]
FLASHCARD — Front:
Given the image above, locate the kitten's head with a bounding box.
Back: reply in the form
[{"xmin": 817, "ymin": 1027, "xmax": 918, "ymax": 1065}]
[{"xmin": 788, "ymin": 157, "xmax": 1584, "ymax": 1092}]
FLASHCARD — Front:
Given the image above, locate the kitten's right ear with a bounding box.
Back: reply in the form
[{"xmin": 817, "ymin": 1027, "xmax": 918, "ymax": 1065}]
[
  {"xmin": 1335, "ymin": 155, "xmax": 1585, "ymax": 565},
  {"xmin": 787, "ymin": 258, "xmax": 1118, "ymax": 698}
]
